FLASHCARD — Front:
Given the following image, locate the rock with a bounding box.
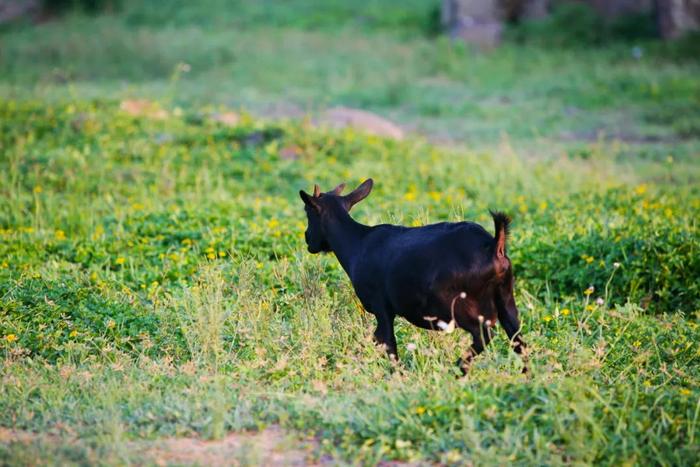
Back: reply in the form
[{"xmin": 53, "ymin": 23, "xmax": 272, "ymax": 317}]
[
  {"xmin": 0, "ymin": 0, "xmax": 39, "ymax": 25},
  {"xmin": 209, "ymin": 111, "xmax": 239, "ymax": 127},
  {"xmin": 442, "ymin": 0, "xmax": 500, "ymax": 29},
  {"xmin": 119, "ymin": 100, "xmax": 168, "ymax": 120},
  {"xmin": 656, "ymin": 0, "xmax": 700, "ymax": 39},
  {"xmin": 441, "ymin": 0, "xmax": 503, "ymax": 48},
  {"xmin": 318, "ymin": 107, "xmax": 404, "ymax": 140},
  {"xmin": 455, "ymin": 21, "xmax": 503, "ymax": 48},
  {"xmin": 279, "ymin": 145, "xmax": 302, "ymax": 160},
  {"xmin": 442, "ymin": 0, "xmax": 504, "ymax": 47},
  {"xmin": 501, "ymin": 0, "xmax": 550, "ymax": 21},
  {"xmin": 585, "ymin": 0, "xmax": 653, "ymax": 19},
  {"xmin": 520, "ymin": 0, "xmax": 549, "ymax": 19}
]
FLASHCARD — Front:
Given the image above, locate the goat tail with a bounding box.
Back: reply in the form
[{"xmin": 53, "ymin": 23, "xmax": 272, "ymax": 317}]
[{"xmin": 489, "ymin": 210, "xmax": 511, "ymax": 259}]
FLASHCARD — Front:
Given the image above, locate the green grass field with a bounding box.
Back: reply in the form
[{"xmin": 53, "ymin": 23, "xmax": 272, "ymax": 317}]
[{"xmin": 1, "ymin": 1, "xmax": 699, "ymax": 465}]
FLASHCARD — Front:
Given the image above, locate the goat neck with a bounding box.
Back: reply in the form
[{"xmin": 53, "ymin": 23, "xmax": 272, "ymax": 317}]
[{"xmin": 323, "ymin": 205, "xmax": 370, "ymax": 275}]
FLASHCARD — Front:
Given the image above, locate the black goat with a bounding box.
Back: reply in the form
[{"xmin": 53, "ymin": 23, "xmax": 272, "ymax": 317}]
[{"xmin": 299, "ymin": 179, "xmax": 527, "ymax": 374}]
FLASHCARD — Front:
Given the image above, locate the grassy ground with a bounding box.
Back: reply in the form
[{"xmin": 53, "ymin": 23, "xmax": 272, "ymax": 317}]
[{"xmin": 1, "ymin": 1, "xmax": 699, "ymax": 465}]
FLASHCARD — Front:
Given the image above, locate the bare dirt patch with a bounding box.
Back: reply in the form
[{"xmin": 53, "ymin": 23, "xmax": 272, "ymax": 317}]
[
  {"xmin": 1, "ymin": 426, "xmax": 324, "ymax": 466},
  {"xmin": 135, "ymin": 427, "xmax": 320, "ymax": 466}
]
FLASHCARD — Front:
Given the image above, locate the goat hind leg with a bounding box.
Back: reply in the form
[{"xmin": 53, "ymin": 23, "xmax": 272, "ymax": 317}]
[
  {"xmin": 496, "ymin": 292, "xmax": 528, "ymax": 373},
  {"xmin": 456, "ymin": 324, "xmax": 492, "ymax": 376},
  {"xmin": 373, "ymin": 312, "xmax": 398, "ymax": 360}
]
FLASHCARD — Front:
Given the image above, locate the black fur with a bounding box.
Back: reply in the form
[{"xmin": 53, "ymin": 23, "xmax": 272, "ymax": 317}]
[{"xmin": 299, "ymin": 179, "xmax": 527, "ymax": 374}]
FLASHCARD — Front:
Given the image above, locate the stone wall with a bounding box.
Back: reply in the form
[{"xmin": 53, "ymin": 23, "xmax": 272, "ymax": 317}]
[
  {"xmin": 441, "ymin": 0, "xmax": 700, "ymax": 45},
  {"xmin": 656, "ymin": 0, "xmax": 700, "ymax": 38}
]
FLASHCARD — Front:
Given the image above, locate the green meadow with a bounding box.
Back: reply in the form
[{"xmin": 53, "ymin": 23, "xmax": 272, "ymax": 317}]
[{"xmin": 1, "ymin": 1, "xmax": 699, "ymax": 465}]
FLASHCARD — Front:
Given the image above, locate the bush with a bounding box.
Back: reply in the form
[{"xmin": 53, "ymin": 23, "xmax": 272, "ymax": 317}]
[
  {"xmin": 506, "ymin": 2, "xmax": 657, "ymax": 47},
  {"xmin": 0, "ymin": 276, "xmax": 185, "ymax": 361},
  {"xmin": 41, "ymin": 0, "xmax": 120, "ymax": 14},
  {"xmin": 514, "ymin": 188, "xmax": 700, "ymax": 314}
]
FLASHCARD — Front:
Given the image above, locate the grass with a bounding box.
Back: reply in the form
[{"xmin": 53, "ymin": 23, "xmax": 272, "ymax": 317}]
[{"xmin": 1, "ymin": 1, "xmax": 699, "ymax": 465}]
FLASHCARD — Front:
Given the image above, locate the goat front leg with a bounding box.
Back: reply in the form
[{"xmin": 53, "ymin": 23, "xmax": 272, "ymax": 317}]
[
  {"xmin": 373, "ymin": 312, "xmax": 398, "ymax": 360},
  {"xmin": 496, "ymin": 291, "xmax": 528, "ymax": 373},
  {"xmin": 456, "ymin": 323, "xmax": 492, "ymax": 376}
]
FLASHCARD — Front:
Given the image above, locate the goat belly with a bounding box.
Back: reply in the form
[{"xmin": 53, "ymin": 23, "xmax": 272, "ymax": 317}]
[
  {"xmin": 385, "ymin": 256, "xmax": 500, "ymax": 331},
  {"xmin": 385, "ymin": 272, "xmax": 454, "ymax": 330},
  {"xmin": 400, "ymin": 312, "xmax": 448, "ymax": 330}
]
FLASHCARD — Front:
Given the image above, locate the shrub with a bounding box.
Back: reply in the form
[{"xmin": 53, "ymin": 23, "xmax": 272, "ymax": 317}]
[
  {"xmin": 41, "ymin": 0, "xmax": 120, "ymax": 14},
  {"xmin": 506, "ymin": 2, "xmax": 657, "ymax": 47},
  {"xmin": 514, "ymin": 188, "xmax": 700, "ymax": 314}
]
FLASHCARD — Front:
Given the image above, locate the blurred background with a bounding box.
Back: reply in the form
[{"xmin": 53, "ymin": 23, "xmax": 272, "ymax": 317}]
[{"xmin": 1, "ymin": 0, "xmax": 698, "ymax": 153}]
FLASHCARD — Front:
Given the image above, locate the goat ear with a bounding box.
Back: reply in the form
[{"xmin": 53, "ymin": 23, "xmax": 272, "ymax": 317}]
[
  {"xmin": 299, "ymin": 190, "xmax": 321, "ymax": 211},
  {"xmin": 331, "ymin": 183, "xmax": 346, "ymax": 195},
  {"xmin": 343, "ymin": 178, "xmax": 373, "ymax": 210}
]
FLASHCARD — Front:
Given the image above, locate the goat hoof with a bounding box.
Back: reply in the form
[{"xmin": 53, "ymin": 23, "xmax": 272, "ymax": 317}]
[{"xmin": 455, "ymin": 358, "xmax": 470, "ymax": 378}]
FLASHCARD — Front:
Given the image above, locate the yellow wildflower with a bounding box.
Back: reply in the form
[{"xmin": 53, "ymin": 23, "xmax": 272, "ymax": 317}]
[
  {"xmin": 115, "ymin": 257, "xmax": 126, "ymax": 265},
  {"xmin": 395, "ymin": 440, "xmax": 411, "ymax": 449},
  {"xmin": 69, "ymin": 330, "xmax": 78, "ymax": 338},
  {"xmin": 561, "ymin": 308, "xmax": 570, "ymax": 316},
  {"xmin": 634, "ymin": 184, "xmax": 647, "ymax": 196},
  {"xmin": 55, "ymin": 229, "xmax": 66, "ymax": 240},
  {"xmin": 680, "ymin": 388, "xmax": 691, "ymax": 396},
  {"xmin": 33, "ymin": 186, "xmax": 43, "ymax": 193},
  {"xmin": 218, "ymin": 251, "xmax": 226, "ymax": 257},
  {"xmin": 584, "ymin": 286, "xmax": 595, "ymax": 296},
  {"xmin": 207, "ymin": 252, "xmax": 216, "ymax": 259},
  {"xmin": 91, "ymin": 225, "xmax": 104, "ymax": 240},
  {"xmin": 5, "ymin": 334, "xmax": 18, "ymax": 343},
  {"xmin": 543, "ymin": 315, "xmax": 553, "ymax": 322},
  {"xmin": 403, "ymin": 191, "xmax": 416, "ymax": 202},
  {"xmin": 415, "ymin": 406, "xmax": 426, "ymax": 415}
]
